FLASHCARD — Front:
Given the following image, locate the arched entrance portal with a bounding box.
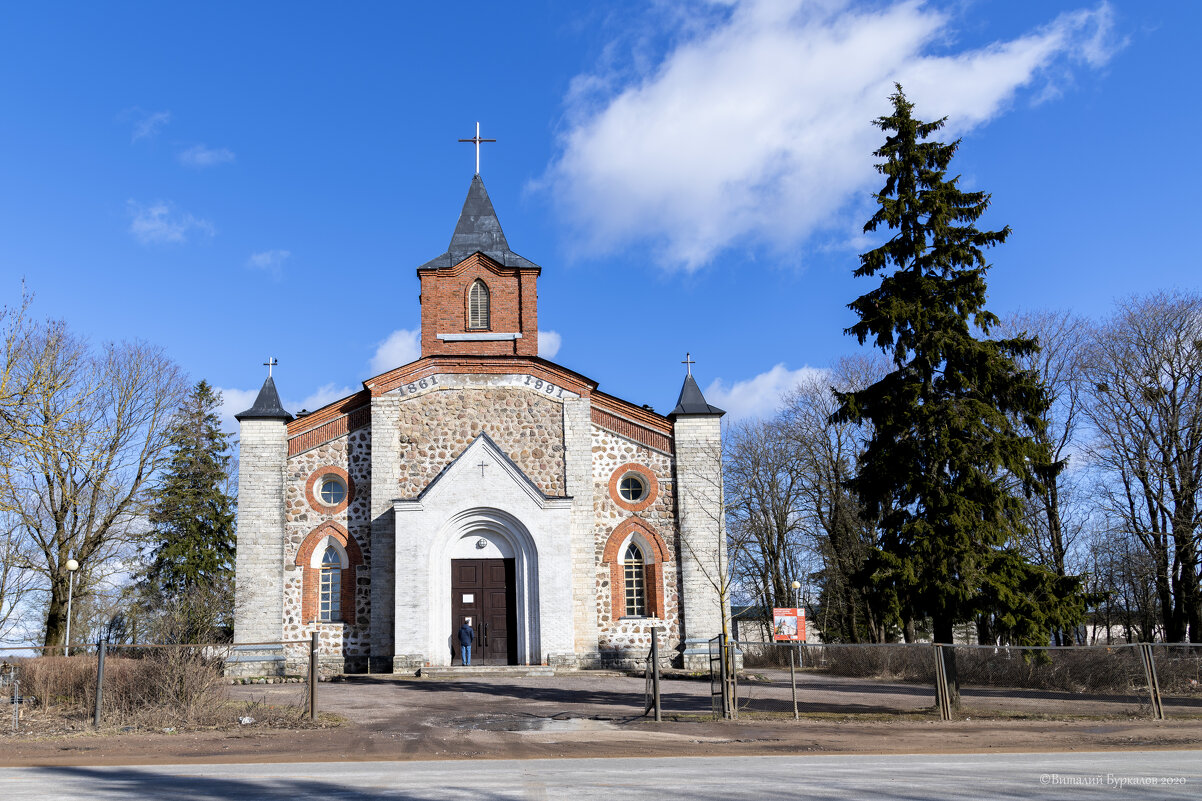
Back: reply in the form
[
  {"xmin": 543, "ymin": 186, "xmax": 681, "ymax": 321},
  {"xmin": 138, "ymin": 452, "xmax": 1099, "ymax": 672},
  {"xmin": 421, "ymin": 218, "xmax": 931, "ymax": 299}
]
[{"xmin": 430, "ymin": 508, "xmax": 540, "ymax": 666}]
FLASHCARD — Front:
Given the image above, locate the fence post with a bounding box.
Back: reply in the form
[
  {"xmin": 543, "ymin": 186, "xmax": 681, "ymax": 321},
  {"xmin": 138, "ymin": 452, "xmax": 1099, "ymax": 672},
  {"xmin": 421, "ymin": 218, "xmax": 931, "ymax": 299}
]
[
  {"xmin": 309, "ymin": 631, "xmax": 319, "ymax": 721},
  {"xmin": 932, "ymin": 643, "xmax": 952, "ymax": 721},
  {"xmin": 11, "ymin": 677, "xmax": 18, "ymax": 733},
  {"xmin": 651, "ymin": 627, "xmax": 662, "ymax": 722},
  {"xmin": 1138, "ymin": 643, "xmax": 1164, "ymax": 721},
  {"xmin": 93, "ymin": 640, "xmax": 106, "ymax": 728},
  {"xmin": 718, "ymin": 632, "xmax": 730, "ymax": 720},
  {"xmin": 790, "ymin": 649, "xmax": 798, "ymax": 720}
]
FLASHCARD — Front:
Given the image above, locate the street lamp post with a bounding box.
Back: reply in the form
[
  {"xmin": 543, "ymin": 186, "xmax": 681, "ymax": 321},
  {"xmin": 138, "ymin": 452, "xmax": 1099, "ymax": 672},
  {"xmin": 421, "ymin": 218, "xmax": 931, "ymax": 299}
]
[{"xmin": 65, "ymin": 559, "xmax": 79, "ymax": 657}]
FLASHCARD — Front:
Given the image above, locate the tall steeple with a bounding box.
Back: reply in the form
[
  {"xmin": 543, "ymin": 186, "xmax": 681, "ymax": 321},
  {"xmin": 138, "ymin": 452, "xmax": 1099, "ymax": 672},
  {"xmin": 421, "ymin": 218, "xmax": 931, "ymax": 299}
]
[{"xmin": 418, "ymin": 176, "xmax": 539, "ymax": 271}]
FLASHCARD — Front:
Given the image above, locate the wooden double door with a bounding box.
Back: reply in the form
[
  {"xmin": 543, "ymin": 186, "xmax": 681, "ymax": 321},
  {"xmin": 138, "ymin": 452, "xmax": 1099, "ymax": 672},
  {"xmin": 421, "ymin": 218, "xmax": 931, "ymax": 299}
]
[{"xmin": 451, "ymin": 558, "xmax": 516, "ymax": 665}]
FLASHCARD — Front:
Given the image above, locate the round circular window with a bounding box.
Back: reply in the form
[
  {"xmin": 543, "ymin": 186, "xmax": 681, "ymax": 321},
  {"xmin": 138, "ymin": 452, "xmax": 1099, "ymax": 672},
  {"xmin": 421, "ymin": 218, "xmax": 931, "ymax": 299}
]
[
  {"xmin": 618, "ymin": 473, "xmax": 647, "ymax": 503},
  {"xmin": 319, "ymin": 475, "xmax": 347, "ymax": 506},
  {"xmin": 608, "ymin": 463, "xmax": 658, "ymax": 512},
  {"xmin": 306, "ymin": 466, "xmax": 353, "ymax": 513}
]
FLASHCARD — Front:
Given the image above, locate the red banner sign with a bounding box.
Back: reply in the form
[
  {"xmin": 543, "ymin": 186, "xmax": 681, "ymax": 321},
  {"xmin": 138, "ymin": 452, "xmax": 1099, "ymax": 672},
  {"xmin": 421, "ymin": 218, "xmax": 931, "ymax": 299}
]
[{"xmin": 772, "ymin": 607, "xmax": 806, "ymax": 642}]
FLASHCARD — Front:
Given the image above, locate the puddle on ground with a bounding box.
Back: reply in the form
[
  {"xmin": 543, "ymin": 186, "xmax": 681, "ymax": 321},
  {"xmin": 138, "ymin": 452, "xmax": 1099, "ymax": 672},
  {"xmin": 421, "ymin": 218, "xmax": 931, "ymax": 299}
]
[{"xmin": 457, "ymin": 715, "xmax": 621, "ymax": 732}]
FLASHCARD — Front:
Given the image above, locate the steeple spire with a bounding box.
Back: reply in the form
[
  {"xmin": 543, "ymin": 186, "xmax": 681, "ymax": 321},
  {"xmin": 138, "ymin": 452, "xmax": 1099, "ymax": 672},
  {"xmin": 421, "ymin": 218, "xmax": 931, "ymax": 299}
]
[
  {"xmin": 418, "ymin": 175, "xmax": 540, "ymax": 271},
  {"xmin": 669, "ymin": 357, "xmax": 725, "ymax": 418},
  {"xmin": 235, "ymin": 374, "xmax": 293, "ymax": 422}
]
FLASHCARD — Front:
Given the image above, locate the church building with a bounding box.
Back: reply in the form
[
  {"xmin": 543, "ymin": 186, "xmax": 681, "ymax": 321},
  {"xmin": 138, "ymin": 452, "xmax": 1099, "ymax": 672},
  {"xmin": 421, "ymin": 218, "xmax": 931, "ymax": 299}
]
[{"xmin": 233, "ymin": 173, "xmax": 727, "ymax": 673}]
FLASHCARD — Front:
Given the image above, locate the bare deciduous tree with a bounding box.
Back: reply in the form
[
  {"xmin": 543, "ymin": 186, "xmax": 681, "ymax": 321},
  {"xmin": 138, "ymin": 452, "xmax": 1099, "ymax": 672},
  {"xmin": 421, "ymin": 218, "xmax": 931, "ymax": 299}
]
[
  {"xmin": 0, "ymin": 326, "xmax": 185, "ymax": 649},
  {"xmin": 1000, "ymin": 309, "xmax": 1092, "ymax": 643},
  {"xmin": 1083, "ymin": 291, "xmax": 1202, "ymax": 643}
]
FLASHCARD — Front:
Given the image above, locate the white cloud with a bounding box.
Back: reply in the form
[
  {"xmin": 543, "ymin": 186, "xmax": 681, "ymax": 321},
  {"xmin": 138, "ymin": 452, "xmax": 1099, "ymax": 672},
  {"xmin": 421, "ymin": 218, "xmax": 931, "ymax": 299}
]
[
  {"xmin": 127, "ymin": 200, "xmax": 215, "ymax": 245},
  {"xmin": 130, "ymin": 109, "xmax": 171, "ymax": 142},
  {"xmin": 293, "ymin": 383, "xmax": 355, "ymax": 415},
  {"xmin": 246, "ymin": 249, "xmax": 291, "ymax": 278},
  {"xmin": 179, "ymin": 144, "xmax": 235, "ymax": 168},
  {"xmin": 538, "ymin": 330, "xmax": 562, "ymax": 359},
  {"xmin": 214, "ymin": 386, "xmax": 258, "ymax": 435},
  {"xmin": 370, "ymin": 329, "xmax": 421, "ymax": 375},
  {"xmin": 705, "ymin": 363, "xmax": 827, "ymax": 422},
  {"xmin": 541, "ymin": 0, "xmax": 1122, "ymax": 271},
  {"xmin": 215, "ymin": 382, "xmax": 356, "ymax": 434}
]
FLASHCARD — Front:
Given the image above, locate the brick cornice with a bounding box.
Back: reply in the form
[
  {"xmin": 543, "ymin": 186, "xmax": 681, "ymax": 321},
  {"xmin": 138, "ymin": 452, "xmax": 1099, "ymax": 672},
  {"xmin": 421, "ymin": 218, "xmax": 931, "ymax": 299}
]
[
  {"xmin": 591, "ymin": 391, "xmax": 672, "ymax": 436},
  {"xmin": 366, "ymin": 356, "xmax": 597, "ymax": 397},
  {"xmin": 417, "ymin": 251, "xmax": 542, "ymax": 278},
  {"xmin": 286, "ymin": 390, "xmax": 370, "ymax": 438}
]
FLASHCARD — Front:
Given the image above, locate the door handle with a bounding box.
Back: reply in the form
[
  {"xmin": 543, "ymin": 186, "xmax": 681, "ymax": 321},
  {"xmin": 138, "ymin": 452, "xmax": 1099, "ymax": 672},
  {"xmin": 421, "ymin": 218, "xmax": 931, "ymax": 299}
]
[{"xmin": 482, "ymin": 622, "xmax": 488, "ymax": 647}]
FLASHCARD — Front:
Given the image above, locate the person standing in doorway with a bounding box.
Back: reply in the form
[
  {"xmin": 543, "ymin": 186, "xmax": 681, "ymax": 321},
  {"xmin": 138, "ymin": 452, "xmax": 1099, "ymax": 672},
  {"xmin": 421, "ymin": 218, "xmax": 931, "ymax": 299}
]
[{"xmin": 458, "ymin": 620, "xmax": 475, "ymax": 666}]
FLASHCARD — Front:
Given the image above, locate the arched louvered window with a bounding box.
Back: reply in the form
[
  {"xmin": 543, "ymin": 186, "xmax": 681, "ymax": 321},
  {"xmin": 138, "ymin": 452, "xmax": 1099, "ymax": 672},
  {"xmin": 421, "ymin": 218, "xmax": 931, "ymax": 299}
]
[
  {"xmin": 623, "ymin": 543, "xmax": 646, "ymax": 617},
  {"xmin": 468, "ymin": 280, "xmax": 490, "ymax": 330},
  {"xmin": 319, "ymin": 545, "xmax": 341, "ymax": 622}
]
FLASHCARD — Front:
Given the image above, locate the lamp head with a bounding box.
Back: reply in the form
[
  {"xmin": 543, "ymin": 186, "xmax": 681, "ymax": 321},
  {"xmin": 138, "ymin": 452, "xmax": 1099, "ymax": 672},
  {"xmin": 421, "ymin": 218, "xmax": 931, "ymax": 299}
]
[
  {"xmin": 790, "ymin": 580, "xmax": 801, "ymax": 590},
  {"xmin": 66, "ymin": 559, "xmax": 79, "ymax": 572}
]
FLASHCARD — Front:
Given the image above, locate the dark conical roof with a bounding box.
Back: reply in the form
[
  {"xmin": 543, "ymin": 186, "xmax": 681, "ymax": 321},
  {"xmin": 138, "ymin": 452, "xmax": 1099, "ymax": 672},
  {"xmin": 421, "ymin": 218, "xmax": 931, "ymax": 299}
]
[
  {"xmin": 670, "ymin": 373, "xmax": 725, "ymax": 417},
  {"xmin": 418, "ymin": 175, "xmax": 540, "ymax": 270},
  {"xmin": 234, "ymin": 376, "xmax": 293, "ymax": 422}
]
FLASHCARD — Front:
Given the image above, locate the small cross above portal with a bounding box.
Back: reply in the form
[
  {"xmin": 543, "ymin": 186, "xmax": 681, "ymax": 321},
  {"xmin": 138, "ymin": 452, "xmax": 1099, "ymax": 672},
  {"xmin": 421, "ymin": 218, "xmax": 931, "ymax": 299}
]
[
  {"xmin": 458, "ymin": 122, "xmax": 496, "ymax": 176},
  {"xmin": 682, "ymin": 352, "xmax": 695, "ymax": 377},
  {"xmin": 264, "ymin": 357, "xmax": 278, "ymax": 378},
  {"xmin": 478, "ymin": 460, "xmax": 489, "ymax": 478}
]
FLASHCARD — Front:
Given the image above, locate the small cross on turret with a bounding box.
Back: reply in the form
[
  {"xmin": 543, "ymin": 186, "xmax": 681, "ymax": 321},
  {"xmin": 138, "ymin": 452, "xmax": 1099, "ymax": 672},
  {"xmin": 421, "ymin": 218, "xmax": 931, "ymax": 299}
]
[
  {"xmin": 264, "ymin": 357, "xmax": 278, "ymax": 378},
  {"xmin": 681, "ymin": 352, "xmax": 695, "ymax": 377}
]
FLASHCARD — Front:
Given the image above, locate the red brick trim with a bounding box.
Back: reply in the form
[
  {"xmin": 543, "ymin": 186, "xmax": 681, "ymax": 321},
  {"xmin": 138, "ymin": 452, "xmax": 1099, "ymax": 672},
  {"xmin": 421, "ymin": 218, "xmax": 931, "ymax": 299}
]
[
  {"xmin": 608, "ymin": 463, "xmax": 659, "ymax": 512},
  {"xmin": 591, "ymin": 391, "xmax": 672, "ymax": 436},
  {"xmin": 369, "ymin": 356, "xmax": 596, "ymax": 398},
  {"xmin": 602, "ymin": 519, "xmax": 669, "ymax": 620},
  {"xmin": 288, "ymin": 406, "xmax": 370, "ymax": 456},
  {"xmin": 305, "ymin": 466, "xmax": 355, "ymax": 515},
  {"xmin": 296, "ymin": 523, "xmax": 363, "ymax": 624},
  {"xmin": 286, "ymin": 390, "xmax": 371, "ymax": 437}
]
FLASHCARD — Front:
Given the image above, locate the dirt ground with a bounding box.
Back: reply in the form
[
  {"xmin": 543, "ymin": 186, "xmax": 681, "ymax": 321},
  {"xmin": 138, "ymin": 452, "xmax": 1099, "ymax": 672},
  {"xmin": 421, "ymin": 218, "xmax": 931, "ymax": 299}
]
[{"xmin": 3, "ymin": 671, "xmax": 1201, "ymax": 766}]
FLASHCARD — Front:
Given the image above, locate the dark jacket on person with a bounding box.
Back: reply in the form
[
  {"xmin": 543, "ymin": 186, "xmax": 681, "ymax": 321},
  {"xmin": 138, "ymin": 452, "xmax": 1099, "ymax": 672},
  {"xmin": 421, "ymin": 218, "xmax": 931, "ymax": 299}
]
[{"xmin": 457, "ymin": 624, "xmax": 474, "ymax": 646}]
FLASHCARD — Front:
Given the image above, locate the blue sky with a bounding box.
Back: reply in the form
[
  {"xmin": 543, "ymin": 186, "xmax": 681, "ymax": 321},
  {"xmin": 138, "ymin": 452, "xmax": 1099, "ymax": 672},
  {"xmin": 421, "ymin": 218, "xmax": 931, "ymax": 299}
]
[{"xmin": 1, "ymin": 1, "xmax": 1197, "ymax": 428}]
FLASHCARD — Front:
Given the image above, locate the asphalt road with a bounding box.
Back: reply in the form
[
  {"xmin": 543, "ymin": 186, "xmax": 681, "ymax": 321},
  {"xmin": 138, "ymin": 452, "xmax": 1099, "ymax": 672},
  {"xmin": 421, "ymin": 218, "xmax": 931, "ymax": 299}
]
[{"xmin": 2, "ymin": 751, "xmax": 1198, "ymax": 800}]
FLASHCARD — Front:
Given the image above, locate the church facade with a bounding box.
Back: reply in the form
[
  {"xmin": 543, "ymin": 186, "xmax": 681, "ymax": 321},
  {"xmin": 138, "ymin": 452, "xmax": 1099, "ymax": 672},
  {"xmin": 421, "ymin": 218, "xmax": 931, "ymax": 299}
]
[{"xmin": 233, "ymin": 176, "xmax": 727, "ymax": 673}]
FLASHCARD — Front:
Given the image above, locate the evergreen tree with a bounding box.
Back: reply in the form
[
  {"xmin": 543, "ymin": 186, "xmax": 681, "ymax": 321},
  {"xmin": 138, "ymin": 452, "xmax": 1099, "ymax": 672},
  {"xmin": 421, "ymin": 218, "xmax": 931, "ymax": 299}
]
[
  {"xmin": 834, "ymin": 87, "xmax": 1085, "ymax": 666},
  {"xmin": 140, "ymin": 380, "xmax": 236, "ymax": 640}
]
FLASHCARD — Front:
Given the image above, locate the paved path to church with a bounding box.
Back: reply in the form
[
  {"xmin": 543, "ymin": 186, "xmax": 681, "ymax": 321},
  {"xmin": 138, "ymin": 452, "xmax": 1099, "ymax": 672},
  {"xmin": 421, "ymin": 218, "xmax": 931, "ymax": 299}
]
[{"xmin": 3, "ymin": 752, "xmax": 1200, "ymax": 799}]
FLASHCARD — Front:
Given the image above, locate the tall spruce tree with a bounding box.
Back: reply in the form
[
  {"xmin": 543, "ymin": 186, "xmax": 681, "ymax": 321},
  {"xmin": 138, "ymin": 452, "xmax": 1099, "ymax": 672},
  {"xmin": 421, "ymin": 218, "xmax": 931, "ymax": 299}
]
[
  {"xmin": 834, "ymin": 87, "xmax": 1085, "ymax": 666},
  {"xmin": 141, "ymin": 380, "xmax": 236, "ymax": 640}
]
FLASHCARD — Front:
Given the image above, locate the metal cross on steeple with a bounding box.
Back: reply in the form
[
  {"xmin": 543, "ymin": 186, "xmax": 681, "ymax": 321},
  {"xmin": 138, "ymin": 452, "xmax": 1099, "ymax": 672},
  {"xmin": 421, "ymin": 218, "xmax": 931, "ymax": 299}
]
[
  {"xmin": 264, "ymin": 357, "xmax": 278, "ymax": 378},
  {"xmin": 682, "ymin": 352, "xmax": 695, "ymax": 377},
  {"xmin": 458, "ymin": 122, "xmax": 496, "ymax": 176}
]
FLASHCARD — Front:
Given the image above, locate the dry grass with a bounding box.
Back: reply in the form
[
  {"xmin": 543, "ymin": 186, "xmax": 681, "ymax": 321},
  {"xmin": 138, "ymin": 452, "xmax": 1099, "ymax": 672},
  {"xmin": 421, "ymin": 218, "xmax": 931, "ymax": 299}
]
[
  {"xmin": 12, "ymin": 648, "xmax": 309, "ymax": 730},
  {"xmin": 740, "ymin": 642, "xmax": 1191, "ymax": 696}
]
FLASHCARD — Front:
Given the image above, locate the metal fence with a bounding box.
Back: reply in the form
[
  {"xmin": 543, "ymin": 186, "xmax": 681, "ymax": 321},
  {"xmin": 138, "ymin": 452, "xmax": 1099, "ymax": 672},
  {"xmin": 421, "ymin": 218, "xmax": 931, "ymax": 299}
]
[
  {"xmin": 0, "ymin": 635, "xmax": 326, "ymax": 734},
  {"xmin": 732, "ymin": 641, "xmax": 1202, "ymax": 721}
]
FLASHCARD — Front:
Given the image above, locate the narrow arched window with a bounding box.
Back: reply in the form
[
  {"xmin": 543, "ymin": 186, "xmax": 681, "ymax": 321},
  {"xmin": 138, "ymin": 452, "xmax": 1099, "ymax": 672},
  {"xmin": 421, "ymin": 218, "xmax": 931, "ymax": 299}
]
[
  {"xmin": 468, "ymin": 280, "xmax": 490, "ymax": 330},
  {"xmin": 624, "ymin": 543, "xmax": 646, "ymax": 617},
  {"xmin": 319, "ymin": 545, "xmax": 341, "ymax": 622}
]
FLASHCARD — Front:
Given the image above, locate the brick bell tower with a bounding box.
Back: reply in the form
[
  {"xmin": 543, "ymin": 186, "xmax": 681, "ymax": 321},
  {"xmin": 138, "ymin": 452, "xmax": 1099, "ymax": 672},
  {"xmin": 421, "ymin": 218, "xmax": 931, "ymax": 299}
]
[{"xmin": 417, "ymin": 175, "xmax": 540, "ymax": 359}]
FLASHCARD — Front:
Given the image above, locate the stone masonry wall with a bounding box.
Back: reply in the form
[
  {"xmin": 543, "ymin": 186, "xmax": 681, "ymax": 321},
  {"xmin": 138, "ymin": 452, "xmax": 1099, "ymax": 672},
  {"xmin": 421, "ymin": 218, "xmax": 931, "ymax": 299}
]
[
  {"xmin": 590, "ymin": 425, "xmax": 680, "ymax": 663},
  {"xmin": 382, "ymin": 386, "xmax": 566, "ymax": 498},
  {"xmin": 283, "ymin": 427, "xmax": 372, "ymax": 668},
  {"xmin": 673, "ymin": 415, "xmax": 727, "ymax": 667},
  {"xmin": 234, "ymin": 419, "xmax": 287, "ymax": 645}
]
